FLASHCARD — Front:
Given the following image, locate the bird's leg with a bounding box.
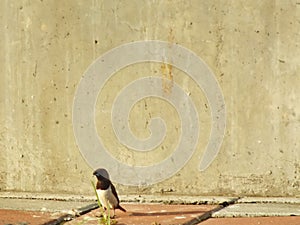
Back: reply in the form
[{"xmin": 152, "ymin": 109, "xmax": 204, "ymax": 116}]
[{"xmin": 111, "ymin": 208, "xmax": 115, "ymax": 218}]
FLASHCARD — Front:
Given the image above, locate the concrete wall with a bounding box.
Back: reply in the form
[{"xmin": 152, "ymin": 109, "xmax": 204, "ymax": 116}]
[{"xmin": 0, "ymin": 0, "xmax": 299, "ymax": 197}]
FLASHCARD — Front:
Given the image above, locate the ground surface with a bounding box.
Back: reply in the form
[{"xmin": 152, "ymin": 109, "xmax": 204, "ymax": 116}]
[
  {"xmin": 67, "ymin": 203, "xmax": 216, "ymax": 225},
  {"xmin": 0, "ymin": 209, "xmax": 63, "ymax": 225},
  {"xmin": 0, "ymin": 194, "xmax": 299, "ymax": 225}
]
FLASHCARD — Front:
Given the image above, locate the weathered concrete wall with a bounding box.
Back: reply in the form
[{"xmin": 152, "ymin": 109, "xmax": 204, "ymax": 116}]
[{"xmin": 0, "ymin": 0, "xmax": 299, "ymax": 197}]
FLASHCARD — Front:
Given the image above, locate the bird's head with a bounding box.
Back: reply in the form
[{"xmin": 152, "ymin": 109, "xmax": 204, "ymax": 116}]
[{"xmin": 93, "ymin": 168, "xmax": 110, "ymax": 180}]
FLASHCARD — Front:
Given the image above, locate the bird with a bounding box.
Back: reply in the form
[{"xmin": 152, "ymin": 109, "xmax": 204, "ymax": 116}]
[{"xmin": 93, "ymin": 168, "xmax": 126, "ymax": 217}]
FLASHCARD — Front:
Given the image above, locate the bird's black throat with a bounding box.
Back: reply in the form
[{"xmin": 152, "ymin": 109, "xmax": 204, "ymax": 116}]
[{"xmin": 96, "ymin": 177, "xmax": 111, "ymax": 190}]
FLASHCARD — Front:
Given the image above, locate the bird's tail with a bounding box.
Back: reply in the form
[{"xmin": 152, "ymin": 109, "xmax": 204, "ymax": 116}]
[{"xmin": 117, "ymin": 204, "xmax": 126, "ymax": 212}]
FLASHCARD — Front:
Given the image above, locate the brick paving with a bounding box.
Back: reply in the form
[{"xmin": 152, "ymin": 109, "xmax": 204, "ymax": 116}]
[
  {"xmin": 67, "ymin": 203, "xmax": 217, "ymax": 225},
  {"xmin": 201, "ymin": 216, "xmax": 300, "ymax": 225},
  {"xmin": 0, "ymin": 195, "xmax": 299, "ymax": 225},
  {"xmin": 0, "ymin": 209, "xmax": 63, "ymax": 225}
]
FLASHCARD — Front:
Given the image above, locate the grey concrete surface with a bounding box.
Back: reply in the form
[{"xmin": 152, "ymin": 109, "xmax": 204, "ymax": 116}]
[
  {"xmin": 0, "ymin": 197, "xmax": 95, "ymax": 213},
  {"xmin": 238, "ymin": 196, "xmax": 300, "ymax": 204},
  {"xmin": 213, "ymin": 203, "xmax": 300, "ymax": 217},
  {"xmin": 0, "ymin": 191, "xmax": 236, "ymax": 206}
]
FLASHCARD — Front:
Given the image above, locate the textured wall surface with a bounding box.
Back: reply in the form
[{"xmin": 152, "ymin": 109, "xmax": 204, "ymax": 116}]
[{"xmin": 0, "ymin": 0, "xmax": 299, "ymax": 197}]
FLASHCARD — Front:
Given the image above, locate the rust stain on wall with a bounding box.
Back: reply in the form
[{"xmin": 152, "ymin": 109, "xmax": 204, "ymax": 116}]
[
  {"xmin": 161, "ymin": 27, "xmax": 175, "ymax": 94},
  {"xmin": 161, "ymin": 63, "xmax": 173, "ymax": 94}
]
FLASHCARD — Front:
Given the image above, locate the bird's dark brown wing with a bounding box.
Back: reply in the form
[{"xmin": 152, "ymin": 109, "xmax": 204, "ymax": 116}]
[
  {"xmin": 110, "ymin": 182, "xmax": 126, "ymax": 212},
  {"xmin": 110, "ymin": 183, "xmax": 120, "ymax": 203}
]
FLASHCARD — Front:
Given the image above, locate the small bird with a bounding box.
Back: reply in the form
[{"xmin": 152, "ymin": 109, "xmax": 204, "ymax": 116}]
[{"xmin": 93, "ymin": 168, "xmax": 126, "ymax": 217}]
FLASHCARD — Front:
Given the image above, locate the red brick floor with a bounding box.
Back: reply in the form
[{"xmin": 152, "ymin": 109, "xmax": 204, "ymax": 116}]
[
  {"xmin": 1, "ymin": 203, "xmax": 299, "ymax": 225},
  {"xmin": 202, "ymin": 216, "xmax": 300, "ymax": 225},
  {"xmin": 0, "ymin": 209, "xmax": 63, "ymax": 225},
  {"xmin": 68, "ymin": 203, "xmax": 217, "ymax": 225}
]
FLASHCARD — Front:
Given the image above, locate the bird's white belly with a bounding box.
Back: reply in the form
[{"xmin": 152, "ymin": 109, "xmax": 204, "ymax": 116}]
[{"xmin": 96, "ymin": 186, "xmax": 118, "ymax": 209}]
